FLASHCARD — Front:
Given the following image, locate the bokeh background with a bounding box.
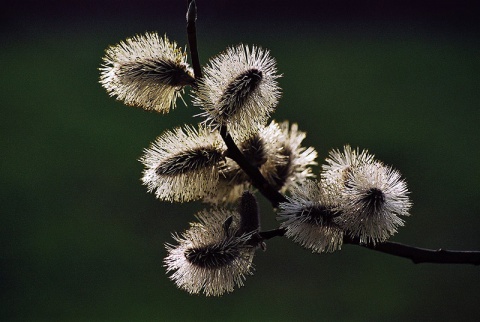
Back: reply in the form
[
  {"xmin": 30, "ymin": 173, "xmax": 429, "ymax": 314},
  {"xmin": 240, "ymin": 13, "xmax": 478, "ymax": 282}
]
[{"xmin": 2, "ymin": 0, "xmax": 479, "ymax": 321}]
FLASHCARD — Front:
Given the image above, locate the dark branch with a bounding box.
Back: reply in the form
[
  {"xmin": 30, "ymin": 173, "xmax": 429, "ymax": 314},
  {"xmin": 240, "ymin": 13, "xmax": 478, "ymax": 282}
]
[
  {"xmin": 345, "ymin": 238, "xmax": 480, "ymax": 266},
  {"xmin": 255, "ymin": 231, "xmax": 480, "ymax": 265},
  {"xmin": 220, "ymin": 125, "xmax": 288, "ymax": 208},
  {"xmin": 186, "ymin": 0, "xmax": 202, "ymax": 80}
]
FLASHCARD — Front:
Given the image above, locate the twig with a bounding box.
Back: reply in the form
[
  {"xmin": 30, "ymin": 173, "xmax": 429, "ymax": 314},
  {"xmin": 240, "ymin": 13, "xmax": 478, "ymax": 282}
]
[
  {"xmin": 346, "ymin": 238, "xmax": 480, "ymax": 266},
  {"xmin": 258, "ymin": 231, "xmax": 480, "ymax": 265}
]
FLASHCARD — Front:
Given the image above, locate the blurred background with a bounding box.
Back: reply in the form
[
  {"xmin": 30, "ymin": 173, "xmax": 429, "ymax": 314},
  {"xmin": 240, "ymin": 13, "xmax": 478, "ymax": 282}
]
[{"xmin": 1, "ymin": 0, "xmax": 479, "ymax": 321}]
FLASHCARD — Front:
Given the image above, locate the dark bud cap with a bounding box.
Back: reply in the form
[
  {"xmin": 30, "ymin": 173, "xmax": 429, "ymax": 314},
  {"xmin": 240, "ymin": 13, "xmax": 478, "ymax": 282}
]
[
  {"xmin": 237, "ymin": 191, "xmax": 260, "ymax": 236},
  {"xmin": 223, "ymin": 216, "xmax": 234, "ymax": 237},
  {"xmin": 218, "ymin": 68, "xmax": 263, "ymax": 117},
  {"xmin": 155, "ymin": 146, "xmax": 223, "ymax": 176},
  {"xmin": 186, "ymin": 0, "xmax": 197, "ymax": 23},
  {"xmin": 184, "ymin": 243, "xmax": 239, "ymax": 269},
  {"xmin": 361, "ymin": 187, "xmax": 386, "ymax": 215},
  {"xmin": 241, "ymin": 134, "xmax": 267, "ymax": 167}
]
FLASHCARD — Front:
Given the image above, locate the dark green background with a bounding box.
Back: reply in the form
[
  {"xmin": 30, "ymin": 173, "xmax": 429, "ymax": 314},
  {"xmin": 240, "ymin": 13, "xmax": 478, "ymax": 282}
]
[{"xmin": 2, "ymin": 1, "xmax": 479, "ymax": 321}]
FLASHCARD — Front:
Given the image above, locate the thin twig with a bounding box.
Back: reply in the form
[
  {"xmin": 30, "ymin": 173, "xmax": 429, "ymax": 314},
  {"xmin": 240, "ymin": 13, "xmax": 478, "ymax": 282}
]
[
  {"xmin": 346, "ymin": 238, "xmax": 480, "ymax": 266},
  {"xmin": 258, "ymin": 231, "xmax": 480, "ymax": 265}
]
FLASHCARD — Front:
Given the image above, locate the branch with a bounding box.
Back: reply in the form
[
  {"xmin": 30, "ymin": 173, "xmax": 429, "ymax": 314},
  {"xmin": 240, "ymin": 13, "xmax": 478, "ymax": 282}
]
[
  {"xmin": 346, "ymin": 238, "xmax": 480, "ymax": 266},
  {"xmin": 185, "ymin": 0, "xmax": 480, "ymax": 267},
  {"xmin": 186, "ymin": 0, "xmax": 202, "ymax": 79},
  {"xmin": 220, "ymin": 125, "xmax": 288, "ymax": 208},
  {"xmin": 257, "ymin": 230, "xmax": 480, "ymax": 265}
]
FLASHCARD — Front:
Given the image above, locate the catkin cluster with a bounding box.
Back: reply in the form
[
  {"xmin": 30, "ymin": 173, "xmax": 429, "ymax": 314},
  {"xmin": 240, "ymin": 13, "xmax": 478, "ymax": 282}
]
[{"xmin": 100, "ymin": 28, "xmax": 411, "ymax": 296}]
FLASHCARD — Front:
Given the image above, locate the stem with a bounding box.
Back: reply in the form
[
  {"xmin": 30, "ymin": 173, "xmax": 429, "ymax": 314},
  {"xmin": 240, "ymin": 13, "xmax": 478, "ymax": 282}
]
[
  {"xmin": 346, "ymin": 238, "xmax": 480, "ymax": 266},
  {"xmin": 186, "ymin": 0, "xmax": 202, "ymax": 80},
  {"xmin": 256, "ymin": 230, "xmax": 480, "ymax": 265},
  {"xmin": 220, "ymin": 125, "xmax": 288, "ymax": 208}
]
